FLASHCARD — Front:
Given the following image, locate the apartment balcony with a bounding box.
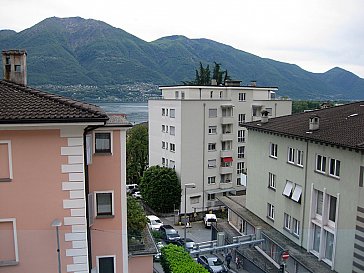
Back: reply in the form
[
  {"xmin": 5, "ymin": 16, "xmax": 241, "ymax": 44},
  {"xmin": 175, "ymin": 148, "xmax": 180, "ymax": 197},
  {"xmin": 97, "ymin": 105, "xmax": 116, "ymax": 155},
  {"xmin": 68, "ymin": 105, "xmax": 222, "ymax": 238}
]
[
  {"xmin": 220, "ymin": 149, "xmax": 233, "ymax": 158},
  {"xmin": 221, "ymin": 133, "xmax": 233, "ymax": 141},
  {"xmin": 221, "ymin": 116, "xmax": 234, "ymax": 124},
  {"xmin": 220, "ymin": 165, "xmax": 233, "ymax": 174},
  {"xmin": 220, "ymin": 180, "xmax": 233, "ymax": 189}
]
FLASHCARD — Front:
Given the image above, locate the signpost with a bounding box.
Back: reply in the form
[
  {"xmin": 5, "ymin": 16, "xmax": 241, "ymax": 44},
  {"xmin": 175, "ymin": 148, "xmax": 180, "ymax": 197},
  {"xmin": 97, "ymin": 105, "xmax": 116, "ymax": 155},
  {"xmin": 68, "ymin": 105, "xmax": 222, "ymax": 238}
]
[{"xmin": 279, "ymin": 251, "xmax": 289, "ymax": 272}]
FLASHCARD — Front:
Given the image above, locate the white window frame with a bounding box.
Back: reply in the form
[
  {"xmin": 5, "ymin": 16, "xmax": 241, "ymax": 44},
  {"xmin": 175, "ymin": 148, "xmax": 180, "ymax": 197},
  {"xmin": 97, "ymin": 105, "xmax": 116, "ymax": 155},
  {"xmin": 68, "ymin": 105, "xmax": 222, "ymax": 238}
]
[
  {"xmin": 237, "ymin": 130, "xmax": 245, "ymax": 143},
  {"xmin": 209, "ymin": 108, "xmax": 218, "ymax": 118},
  {"xmin": 238, "ymin": 92, "xmax": 246, "ymax": 102},
  {"xmin": 283, "ymin": 180, "xmax": 294, "ymax": 197},
  {"xmin": 288, "ymin": 147, "xmax": 295, "ymax": 164},
  {"xmin": 170, "ymin": 109, "xmax": 175, "ymax": 118},
  {"xmin": 268, "ymin": 172, "xmax": 276, "ymax": 190},
  {"xmin": 238, "ymin": 113, "xmax": 246, "ymax": 124},
  {"xmin": 327, "ymin": 195, "xmax": 337, "ymax": 227},
  {"xmin": 267, "ymin": 203, "xmax": 275, "ymax": 220},
  {"xmin": 208, "ymin": 126, "xmax": 217, "ymax": 134},
  {"xmin": 94, "ymin": 131, "xmax": 113, "ymax": 154},
  {"xmin": 292, "ymin": 218, "xmax": 300, "ymax": 237},
  {"xmin": 170, "ymin": 143, "xmax": 175, "ymax": 152},
  {"xmin": 94, "ymin": 191, "xmax": 114, "ymax": 217},
  {"xmin": 329, "ymin": 158, "xmax": 340, "ymax": 178},
  {"xmin": 237, "ymin": 162, "xmax": 244, "ymax": 174},
  {"xmin": 297, "ymin": 150, "xmax": 304, "ymax": 166},
  {"xmin": 316, "ymin": 154, "xmax": 326, "ymax": 173},
  {"xmin": 238, "ymin": 146, "xmax": 245, "ymax": 159},
  {"xmin": 162, "ymin": 108, "xmax": 166, "ymax": 116},
  {"xmin": 208, "ymin": 176, "xmax": 216, "ymax": 184},
  {"xmin": 170, "ymin": 126, "xmax": 175, "ymax": 136},
  {"xmin": 207, "ymin": 193, "xmax": 216, "ymax": 201},
  {"xmin": 0, "ymin": 218, "xmax": 19, "ymax": 263},
  {"xmin": 284, "ymin": 213, "xmax": 291, "ymax": 231},
  {"xmin": 88, "ymin": 193, "xmax": 95, "ymax": 227},
  {"xmin": 162, "ymin": 125, "xmax": 165, "ymax": 132},
  {"xmin": 169, "ymin": 160, "xmax": 175, "ymax": 169},
  {"xmin": 96, "ymin": 255, "xmax": 116, "ymax": 273},
  {"xmin": 208, "ymin": 159, "xmax": 216, "ymax": 168},
  {"xmin": 291, "ymin": 184, "xmax": 302, "ymax": 203},
  {"xmin": 208, "ymin": 143, "xmax": 216, "ymax": 151},
  {"xmin": 0, "ymin": 140, "xmax": 13, "ymax": 181},
  {"xmin": 270, "ymin": 143, "xmax": 278, "ymax": 158}
]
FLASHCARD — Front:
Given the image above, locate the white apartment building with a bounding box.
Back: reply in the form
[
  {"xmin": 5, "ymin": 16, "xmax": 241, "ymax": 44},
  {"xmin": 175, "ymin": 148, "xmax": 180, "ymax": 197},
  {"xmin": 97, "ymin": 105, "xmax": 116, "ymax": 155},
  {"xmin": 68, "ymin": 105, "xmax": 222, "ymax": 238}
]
[
  {"xmin": 242, "ymin": 102, "xmax": 364, "ymax": 272},
  {"xmin": 148, "ymin": 81, "xmax": 291, "ymax": 214}
]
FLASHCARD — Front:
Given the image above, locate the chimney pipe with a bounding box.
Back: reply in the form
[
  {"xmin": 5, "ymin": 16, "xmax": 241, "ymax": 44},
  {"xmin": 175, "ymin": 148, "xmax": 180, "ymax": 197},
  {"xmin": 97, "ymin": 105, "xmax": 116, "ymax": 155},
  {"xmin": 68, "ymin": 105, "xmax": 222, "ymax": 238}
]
[
  {"xmin": 2, "ymin": 49, "xmax": 27, "ymax": 86},
  {"xmin": 261, "ymin": 110, "xmax": 269, "ymax": 123},
  {"xmin": 309, "ymin": 115, "xmax": 320, "ymax": 130}
]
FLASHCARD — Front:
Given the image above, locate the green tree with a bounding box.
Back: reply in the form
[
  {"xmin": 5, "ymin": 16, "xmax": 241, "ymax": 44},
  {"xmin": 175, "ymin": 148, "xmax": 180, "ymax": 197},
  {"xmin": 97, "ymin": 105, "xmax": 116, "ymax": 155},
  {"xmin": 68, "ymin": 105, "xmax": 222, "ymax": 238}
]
[
  {"xmin": 127, "ymin": 196, "xmax": 147, "ymax": 237},
  {"xmin": 126, "ymin": 124, "xmax": 148, "ymax": 185},
  {"xmin": 140, "ymin": 166, "xmax": 181, "ymax": 213},
  {"xmin": 183, "ymin": 62, "xmax": 230, "ymax": 85}
]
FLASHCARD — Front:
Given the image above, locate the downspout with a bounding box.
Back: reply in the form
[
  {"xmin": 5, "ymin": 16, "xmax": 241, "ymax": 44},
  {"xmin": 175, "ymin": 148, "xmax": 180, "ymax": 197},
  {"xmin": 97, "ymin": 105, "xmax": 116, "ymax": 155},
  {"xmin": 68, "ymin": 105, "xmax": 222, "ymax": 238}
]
[
  {"xmin": 300, "ymin": 139, "xmax": 309, "ymax": 247},
  {"xmin": 83, "ymin": 124, "xmax": 105, "ymax": 272},
  {"xmin": 202, "ymin": 103, "xmax": 206, "ymax": 212}
]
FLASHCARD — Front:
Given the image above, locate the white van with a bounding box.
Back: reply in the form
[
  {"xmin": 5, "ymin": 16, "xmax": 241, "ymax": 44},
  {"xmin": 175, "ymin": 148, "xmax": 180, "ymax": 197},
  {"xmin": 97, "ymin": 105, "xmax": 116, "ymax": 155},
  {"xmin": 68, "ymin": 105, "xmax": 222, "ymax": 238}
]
[
  {"xmin": 204, "ymin": 214, "xmax": 217, "ymax": 228},
  {"xmin": 126, "ymin": 183, "xmax": 138, "ymax": 193}
]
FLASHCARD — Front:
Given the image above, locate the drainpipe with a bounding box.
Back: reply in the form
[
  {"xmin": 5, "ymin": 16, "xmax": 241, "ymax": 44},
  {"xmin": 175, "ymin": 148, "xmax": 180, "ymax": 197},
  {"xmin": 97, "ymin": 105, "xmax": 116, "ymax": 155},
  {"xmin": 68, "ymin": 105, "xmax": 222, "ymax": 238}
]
[
  {"xmin": 202, "ymin": 103, "xmax": 206, "ymax": 211},
  {"xmin": 300, "ymin": 140, "xmax": 309, "ymax": 247},
  {"xmin": 83, "ymin": 125, "xmax": 105, "ymax": 272}
]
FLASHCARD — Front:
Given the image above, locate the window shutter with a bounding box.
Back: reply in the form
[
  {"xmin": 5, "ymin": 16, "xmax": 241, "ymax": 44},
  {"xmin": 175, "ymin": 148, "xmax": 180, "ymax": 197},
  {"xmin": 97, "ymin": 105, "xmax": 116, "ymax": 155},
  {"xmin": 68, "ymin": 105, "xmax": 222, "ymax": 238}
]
[{"xmin": 88, "ymin": 193, "xmax": 95, "ymax": 227}]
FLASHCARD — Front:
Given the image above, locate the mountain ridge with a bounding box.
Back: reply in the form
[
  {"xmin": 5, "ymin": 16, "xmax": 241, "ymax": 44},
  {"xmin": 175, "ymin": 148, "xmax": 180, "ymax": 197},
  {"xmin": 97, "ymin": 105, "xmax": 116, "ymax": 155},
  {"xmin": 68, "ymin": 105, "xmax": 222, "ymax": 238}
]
[{"xmin": 0, "ymin": 16, "xmax": 363, "ymax": 100}]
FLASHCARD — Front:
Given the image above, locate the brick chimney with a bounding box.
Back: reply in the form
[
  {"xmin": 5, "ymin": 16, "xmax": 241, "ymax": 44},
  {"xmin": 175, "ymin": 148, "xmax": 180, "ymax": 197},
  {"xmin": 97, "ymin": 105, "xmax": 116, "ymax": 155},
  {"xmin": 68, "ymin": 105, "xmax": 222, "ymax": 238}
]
[{"xmin": 2, "ymin": 49, "xmax": 27, "ymax": 86}]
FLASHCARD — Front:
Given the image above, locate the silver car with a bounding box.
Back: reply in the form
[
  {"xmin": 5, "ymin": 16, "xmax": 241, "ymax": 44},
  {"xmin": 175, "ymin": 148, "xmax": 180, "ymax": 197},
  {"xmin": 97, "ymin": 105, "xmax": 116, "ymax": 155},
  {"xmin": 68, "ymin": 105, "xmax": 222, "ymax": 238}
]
[{"xmin": 197, "ymin": 254, "xmax": 228, "ymax": 273}]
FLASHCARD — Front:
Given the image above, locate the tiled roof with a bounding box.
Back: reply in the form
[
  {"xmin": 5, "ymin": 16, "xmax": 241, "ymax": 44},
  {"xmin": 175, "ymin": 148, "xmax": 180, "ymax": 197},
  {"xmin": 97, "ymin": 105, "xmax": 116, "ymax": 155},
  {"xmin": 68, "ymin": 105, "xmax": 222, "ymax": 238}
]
[
  {"xmin": 244, "ymin": 101, "xmax": 364, "ymax": 150},
  {"xmin": 0, "ymin": 80, "xmax": 108, "ymax": 124}
]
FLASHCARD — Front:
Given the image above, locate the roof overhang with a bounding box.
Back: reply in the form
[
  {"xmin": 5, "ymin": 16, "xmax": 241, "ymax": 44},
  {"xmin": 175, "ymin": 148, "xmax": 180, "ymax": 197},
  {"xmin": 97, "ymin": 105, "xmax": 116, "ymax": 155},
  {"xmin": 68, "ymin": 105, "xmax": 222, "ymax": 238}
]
[{"xmin": 205, "ymin": 187, "xmax": 236, "ymax": 195}]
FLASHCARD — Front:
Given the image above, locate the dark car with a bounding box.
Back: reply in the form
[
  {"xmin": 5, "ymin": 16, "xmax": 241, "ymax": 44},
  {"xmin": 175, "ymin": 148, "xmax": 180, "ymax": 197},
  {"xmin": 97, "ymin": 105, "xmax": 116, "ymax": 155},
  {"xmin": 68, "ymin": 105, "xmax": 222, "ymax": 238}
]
[
  {"xmin": 159, "ymin": 225, "xmax": 181, "ymax": 244},
  {"xmin": 176, "ymin": 238, "xmax": 196, "ymax": 251},
  {"xmin": 197, "ymin": 254, "xmax": 228, "ymax": 273}
]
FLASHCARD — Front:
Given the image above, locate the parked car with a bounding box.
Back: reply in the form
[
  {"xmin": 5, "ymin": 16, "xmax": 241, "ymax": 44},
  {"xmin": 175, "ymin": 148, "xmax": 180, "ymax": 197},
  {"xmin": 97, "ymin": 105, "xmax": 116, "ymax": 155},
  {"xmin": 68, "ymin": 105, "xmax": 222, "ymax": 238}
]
[
  {"xmin": 197, "ymin": 254, "xmax": 228, "ymax": 273},
  {"xmin": 147, "ymin": 215, "xmax": 163, "ymax": 231},
  {"xmin": 203, "ymin": 213, "xmax": 217, "ymax": 228},
  {"xmin": 132, "ymin": 191, "xmax": 142, "ymax": 199},
  {"xmin": 176, "ymin": 238, "xmax": 196, "ymax": 251},
  {"xmin": 126, "ymin": 183, "xmax": 138, "ymax": 194},
  {"xmin": 159, "ymin": 224, "xmax": 181, "ymax": 244}
]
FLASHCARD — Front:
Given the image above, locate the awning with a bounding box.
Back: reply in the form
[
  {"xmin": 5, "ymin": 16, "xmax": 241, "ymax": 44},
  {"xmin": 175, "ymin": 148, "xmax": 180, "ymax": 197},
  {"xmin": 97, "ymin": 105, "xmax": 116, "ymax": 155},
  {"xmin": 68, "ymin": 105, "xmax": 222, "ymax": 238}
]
[
  {"xmin": 222, "ymin": 157, "xmax": 233, "ymax": 163},
  {"xmin": 205, "ymin": 187, "xmax": 236, "ymax": 195}
]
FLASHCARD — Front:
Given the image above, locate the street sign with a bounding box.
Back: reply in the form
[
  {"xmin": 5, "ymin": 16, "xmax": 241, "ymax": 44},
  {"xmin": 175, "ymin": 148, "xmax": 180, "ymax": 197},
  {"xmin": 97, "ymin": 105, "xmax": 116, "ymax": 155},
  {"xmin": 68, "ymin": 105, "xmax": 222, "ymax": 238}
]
[{"xmin": 282, "ymin": 251, "xmax": 289, "ymax": 261}]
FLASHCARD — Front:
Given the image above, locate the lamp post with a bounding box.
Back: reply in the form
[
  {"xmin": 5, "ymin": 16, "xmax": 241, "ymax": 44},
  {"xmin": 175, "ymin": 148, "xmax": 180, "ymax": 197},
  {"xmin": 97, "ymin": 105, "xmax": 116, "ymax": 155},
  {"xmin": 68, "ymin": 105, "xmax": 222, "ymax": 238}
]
[
  {"xmin": 184, "ymin": 183, "xmax": 196, "ymax": 250},
  {"xmin": 51, "ymin": 219, "xmax": 62, "ymax": 273}
]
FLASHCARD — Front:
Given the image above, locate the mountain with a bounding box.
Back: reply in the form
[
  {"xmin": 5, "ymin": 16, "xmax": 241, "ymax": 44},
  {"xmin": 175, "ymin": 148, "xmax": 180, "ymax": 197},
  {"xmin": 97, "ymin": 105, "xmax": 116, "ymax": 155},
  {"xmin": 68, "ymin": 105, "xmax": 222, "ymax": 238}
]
[{"xmin": 0, "ymin": 17, "xmax": 363, "ymax": 100}]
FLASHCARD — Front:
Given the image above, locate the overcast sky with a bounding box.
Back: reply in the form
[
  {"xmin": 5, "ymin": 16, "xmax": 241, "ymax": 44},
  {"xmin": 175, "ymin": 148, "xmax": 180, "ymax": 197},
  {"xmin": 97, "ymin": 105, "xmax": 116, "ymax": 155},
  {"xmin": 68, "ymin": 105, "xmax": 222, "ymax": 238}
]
[{"xmin": 1, "ymin": 0, "xmax": 363, "ymax": 78}]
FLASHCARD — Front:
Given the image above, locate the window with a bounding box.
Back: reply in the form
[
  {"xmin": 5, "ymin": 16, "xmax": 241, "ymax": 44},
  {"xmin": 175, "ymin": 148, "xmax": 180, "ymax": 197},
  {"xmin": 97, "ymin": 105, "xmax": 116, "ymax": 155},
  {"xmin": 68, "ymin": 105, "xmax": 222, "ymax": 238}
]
[
  {"xmin": 208, "ymin": 194, "xmax": 216, "ymax": 201},
  {"xmin": 209, "ymin": 108, "xmax": 217, "ymax": 118},
  {"xmin": 329, "ymin": 158, "xmax": 340, "ymax": 177},
  {"xmin": 238, "ymin": 113, "xmax": 246, "ymax": 124},
  {"xmin": 315, "ymin": 190, "xmax": 323, "ymax": 217},
  {"xmin": 208, "ymin": 143, "xmax": 216, "ymax": 151},
  {"xmin": 284, "ymin": 213, "xmax": 291, "ymax": 230},
  {"xmin": 97, "ymin": 256, "xmax": 116, "ymax": 273},
  {"xmin": 208, "ymin": 126, "xmax": 217, "ymax": 134},
  {"xmin": 210, "ymin": 91, "xmax": 213, "ymax": 98},
  {"xmin": 267, "ymin": 203, "xmax": 275, "ymax": 220},
  {"xmin": 237, "ymin": 162, "xmax": 244, "ymax": 174},
  {"xmin": 239, "ymin": 92, "xmax": 246, "ymax": 101},
  {"xmin": 292, "ymin": 218, "xmax": 300, "ymax": 236},
  {"xmin": 169, "ymin": 160, "xmax": 175, "ymax": 169},
  {"xmin": 312, "ymin": 224, "xmax": 321, "ymax": 253},
  {"xmin": 238, "ymin": 146, "xmax": 245, "ymax": 158},
  {"xmin": 297, "ymin": 150, "xmax": 303, "ymax": 166},
  {"xmin": 162, "ymin": 157, "xmax": 166, "ymax": 166},
  {"xmin": 359, "ymin": 166, "xmax": 364, "ymax": 187},
  {"xmin": 162, "ymin": 108, "xmax": 166, "ymax": 116},
  {"xmin": 95, "ymin": 192, "xmax": 114, "ymax": 217},
  {"xmin": 268, "ymin": 172, "xmax": 276, "ymax": 189},
  {"xmin": 288, "ymin": 147, "xmax": 295, "ymax": 163},
  {"xmin": 14, "ymin": 65, "xmax": 21, "ymax": 72},
  {"xmin": 222, "ymin": 141, "xmax": 232, "ymax": 150},
  {"xmin": 291, "ymin": 184, "xmax": 302, "ymax": 203},
  {"xmin": 95, "ymin": 132, "xmax": 111, "ymax": 154},
  {"xmin": 162, "ymin": 141, "xmax": 166, "ymax": 149},
  {"xmin": 316, "ymin": 154, "xmax": 326, "ymax": 173},
  {"xmin": 270, "ymin": 143, "xmax": 278, "ymax": 158},
  {"xmin": 170, "ymin": 109, "xmax": 175, "ymax": 118},
  {"xmin": 208, "ymin": 176, "xmax": 216, "ymax": 184},
  {"xmin": 175, "ymin": 91, "xmax": 179, "ymax": 98},
  {"xmin": 328, "ymin": 195, "xmax": 337, "ymax": 223},
  {"xmin": 170, "ymin": 143, "xmax": 175, "ymax": 152},
  {"xmin": 162, "ymin": 125, "xmax": 165, "ymax": 132},
  {"xmin": 190, "ymin": 196, "xmax": 200, "ymax": 204},
  {"xmin": 0, "ymin": 218, "xmax": 19, "ymax": 264},
  {"xmin": 220, "ymin": 91, "xmax": 223, "ymax": 98},
  {"xmin": 0, "ymin": 141, "xmax": 13, "ymax": 181},
  {"xmin": 181, "ymin": 92, "xmax": 185, "ymax": 99},
  {"xmin": 208, "ymin": 159, "xmax": 216, "ymax": 168},
  {"xmin": 283, "ymin": 180, "xmax": 293, "ymax": 197},
  {"xmin": 237, "ymin": 130, "xmax": 245, "ymax": 143},
  {"xmin": 170, "ymin": 126, "xmax": 175, "ymax": 136},
  {"xmin": 324, "ymin": 231, "xmax": 334, "ymax": 261},
  {"xmin": 265, "ymin": 108, "xmax": 273, "ymax": 116}
]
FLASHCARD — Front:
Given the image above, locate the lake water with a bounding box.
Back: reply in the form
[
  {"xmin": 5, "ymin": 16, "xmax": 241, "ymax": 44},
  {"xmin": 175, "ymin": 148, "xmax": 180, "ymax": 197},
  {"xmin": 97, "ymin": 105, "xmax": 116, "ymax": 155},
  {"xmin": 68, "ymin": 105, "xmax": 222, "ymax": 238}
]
[{"xmin": 97, "ymin": 102, "xmax": 148, "ymax": 124}]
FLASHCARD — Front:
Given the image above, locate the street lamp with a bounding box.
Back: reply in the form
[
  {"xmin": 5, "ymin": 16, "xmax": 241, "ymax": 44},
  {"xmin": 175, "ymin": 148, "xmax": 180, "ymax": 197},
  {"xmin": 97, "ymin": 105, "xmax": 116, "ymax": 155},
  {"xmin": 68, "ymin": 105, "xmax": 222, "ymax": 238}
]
[
  {"xmin": 51, "ymin": 219, "xmax": 62, "ymax": 273},
  {"xmin": 184, "ymin": 183, "xmax": 196, "ymax": 250}
]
